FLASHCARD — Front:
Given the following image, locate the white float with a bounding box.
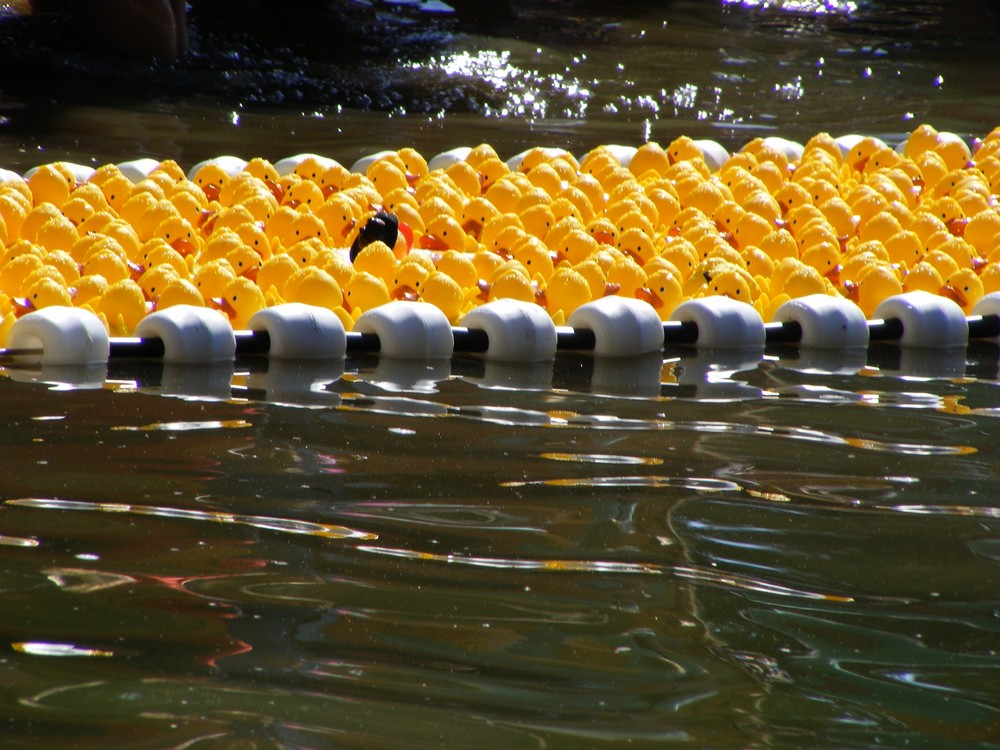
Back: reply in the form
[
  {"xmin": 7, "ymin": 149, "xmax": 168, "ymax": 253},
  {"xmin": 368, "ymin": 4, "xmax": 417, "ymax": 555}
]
[
  {"xmin": 247, "ymin": 303, "xmax": 346, "ymax": 360},
  {"xmin": 354, "ymin": 301, "xmax": 454, "ymax": 359},
  {"xmin": 0, "ymin": 167, "xmax": 22, "ymax": 183},
  {"xmin": 273, "ymin": 153, "xmax": 341, "ymax": 176},
  {"xmin": 692, "ymin": 140, "xmax": 730, "ymax": 173},
  {"xmin": 427, "ymin": 147, "xmax": 472, "ymax": 172},
  {"xmin": 349, "ymin": 151, "xmax": 399, "ymax": 174},
  {"xmin": 185, "ymin": 155, "xmax": 248, "ymax": 182},
  {"xmin": 670, "ymin": 297, "xmax": 766, "ymax": 349},
  {"xmin": 117, "ymin": 158, "xmax": 161, "ymax": 183},
  {"xmin": 873, "ymin": 291, "xmax": 968, "ymax": 348},
  {"xmin": 773, "ymin": 294, "xmax": 869, "ymax": 349},
  {"xmin": 762, "ymin": 136, "xmax": 805, "ymax": 164},
  {"xmin": 971, "ymin": 292, "xmax": 1000, "ymax": 332},
  {"xmin": 8, "ymin": 306, "xmax": 110, "ymax": 366},
  {"xmin": 134, "ymin": 304, "xmax": 236, "ymax": 363},
  {"xmin": 506, "ymin": 147, "xmax": 574, "ymax": 172},
  {"xmin": 567, "ymin": 296, "xmax": 664, "ymax": 356},
  {"xmin": 598, "ymin": 144, "xmax": 637, "ymax": 167},
  {"xmin": 460, "ymin": 299, "xmax": 557, "ymax": 362}
]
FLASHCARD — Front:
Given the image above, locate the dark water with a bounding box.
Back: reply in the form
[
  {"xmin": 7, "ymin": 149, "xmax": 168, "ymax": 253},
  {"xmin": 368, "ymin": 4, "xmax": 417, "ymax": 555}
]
[{"xmin": 2, "ymin": 1, "xmax": 1000, "ymax": 748}]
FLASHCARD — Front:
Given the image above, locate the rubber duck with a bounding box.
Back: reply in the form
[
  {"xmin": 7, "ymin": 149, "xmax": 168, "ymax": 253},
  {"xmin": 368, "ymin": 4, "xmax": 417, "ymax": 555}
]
[
  {"xmin": 0, "ymin": 193, "xmax": 28, "ymax": 241},
  {"xmin": 635, "ymin": 268, "xmax": 683, "ymax": 320},
  {"xmin": 391, "ymin": 258, "xmax": 430, "ymax": 301},
  {"xmin": 351, "ymin": 212, "xmax": 400, "ymax": 261},
  {"xmin": 461, "ymin": 197, "xmax": 501, "ymax": 241},
  {"xmin": 435, "ymin": 250, "xmax": 479, "ymax": 291},
  {"xmin": 853, "ymin": 263, "xmax": 903, "ymax": 318},
  {"xmin": 419, "ymin": 214, "xmax": 469, "ymax": 253},
  {"xmin": 317, "ymin": 193, "xmax": 363, "ymax": 245},
  {"xmin": 226, "ymin": 245, "xmax": 263, "ymax": 282},
  {"xmin": 397, "ymin": 147, "xmax": 429, "ymax": 185},
  {"xmin": 344, "ymin": 272, "xmax": 390, "ymax": 318},
  {"xmin": 12, "ymin": 274, "xmax": 73, "ymax": 316},
  {"xmin": 420, "ymin": 272, "xmax": 466, "ymax": 323},
  {"xmin": 69, "ymin": 275, "xmax": 110, "ymax": 308},
  {"xmin": 282, "ymin": 212, "xmax": 331, "ymax": 250},
  {"xmin": 368, "ymin": 159, "xmax": 410, "ymax": 198},
  {"xmin": 34, "ymin": 215, "xmax": 80, "ymax": 254},
  {"xmin": 903, "ymin": 261, "xmax": 945, "ymax": 295},
  {"xmin": 352, "ymin": 241, "xmax": 397, "ymax": 285},
  {"xmin": 207, "ymin": 277, "xmax": 263, "ymax": 329},
  {"xmin": 26, "ymin": 163, "xmax": 75, "ymax": 208},
  {"xmin": 139, "ymin": 264, "xmax": 179, "ymax": 301},
  {"xmin": 257, "ymin": 253, "xmax": 300, "ymax": 297},
  {"xmin": 940, "ymin": 268, "xmax": 984, "ymax": 313},
  {"xmin": 284, "ymin": 267, "xmax": 344, "ymax": 313},
  {"xmin": 193, "ymin": 259, "xmax": 237, "ymax": 303},
  {"xmin": 606, "ymin": 256, "xmax": 647, "ymax": 297},
  {"xmin": 488, "ymin": 267, "xmax": 536, "ymax": 304},
  {"xmin": 97, "ymin": 279, "xmax": 148, "ymax": 336},
  {"xmin": 155, "ymin": 278, "xmax": 204, "ymax": 310},
  {"xmin": 964, "ymin": 210, "xmax": 1000, "ymax": 255},
  {"xmin": 41, "ymin": 249, "xmax": 80, "ymax": 285},
  {"xmin": 542, "ymin": 266, "xmax": 592, "ymax": 319}
]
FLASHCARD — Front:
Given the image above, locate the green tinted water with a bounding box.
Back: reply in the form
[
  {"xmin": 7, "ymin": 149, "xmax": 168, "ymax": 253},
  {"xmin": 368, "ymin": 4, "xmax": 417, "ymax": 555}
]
[{"xmin": 2, "ymin": 1, "xmax": 1000, "ymax": 747}]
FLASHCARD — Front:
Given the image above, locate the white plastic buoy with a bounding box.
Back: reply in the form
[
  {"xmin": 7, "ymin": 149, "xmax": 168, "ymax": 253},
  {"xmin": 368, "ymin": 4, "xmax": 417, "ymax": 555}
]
[
  {"xmin": 670, "ymin": 297, "xmax": 765, "ymax": 349},
  {"xmin": 692, "ymin": 140, "xmax": 730, "ymax": 173},
  {"xmin": 0, "ymin": 167, "xmax": 22, "ymax": 183},
  {"xmin": 349, "ymin": 150, "xmax": 398, "ymax": 174},
  {"xmin": 8, "ymin": 306, "xmax": 110, "ymax": 366},
  {"xmin": 971, "ymin": 291, "xmax": 1000, "ymax": 326},
  {"xmin": 773, "ymin": 294, "xmax": 869, "ymax": 349},
  {"xmin": 273, "ymin": 153, "xmax": 340, "ymax": 177},
  {"xmin": 427, "ymin": 147, "xmax": 472, "ymax": 172},
  {"xmin": 354, "ymin": 301, "xmax": 454, "ymax": 359},
  {"xmin": 506, "ymin": 147, "xmax": 573, "ymax": 172},
  {"xmin": 134, "ymin": 304, "xmax": 236, "ymax": 363},
  {"xmin": 762, "ymin": 136, "xmax": 805, "ymax": 164},
  {"xmin": 22, "ymin": 161, "xmax": 95, "ymax": 184},
  {"xmin": 598, "ymin": 144, "xmax": 638, "ymax": 167},
  {"xmin": 567, "ymin": 296, "xmax": 664, "ymax": 356},
  {"xmin": 835, "ymin": 134, "xmax": 888, "ymax": 158},
  {"xmin": 460, "ymin": 299, "xmax": 557, "ymax": 362},
  {"xmin": 186, "ymin": 155, "xmax": 248, "ymax": 182},
  {"xmin": 117, "ymin": 158, "xmax": 161, "ymax": 183},
  {"xmin": 873, "ymin": 291, "xmax": 968, "ymax": 347},
  {"xmin": 247, "ymin": 303, "xmax": 346, "ymax": 360}
]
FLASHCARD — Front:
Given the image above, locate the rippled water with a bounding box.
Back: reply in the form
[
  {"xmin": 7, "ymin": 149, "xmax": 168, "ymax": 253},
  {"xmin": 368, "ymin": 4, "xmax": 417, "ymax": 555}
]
[
  {"xmin": 2, "ymin": 347, "xmax": 1000, "ymax": 747},
  {"xmin": 2, "ymin": 1, "xmax": 1000, "ymax": 747}
]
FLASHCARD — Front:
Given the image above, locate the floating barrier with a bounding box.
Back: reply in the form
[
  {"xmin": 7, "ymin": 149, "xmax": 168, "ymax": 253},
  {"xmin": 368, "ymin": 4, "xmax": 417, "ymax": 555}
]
[{"xmin": 5, "ymin": 294, "xmax": 1000, "ymax": 370}]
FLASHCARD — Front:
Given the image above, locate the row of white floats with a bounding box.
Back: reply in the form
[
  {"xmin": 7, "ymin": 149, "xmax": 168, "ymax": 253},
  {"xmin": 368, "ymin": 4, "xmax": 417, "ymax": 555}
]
[{"xmin": 7, "ymin": 291, "xmax": 1000, "ymax": 367}]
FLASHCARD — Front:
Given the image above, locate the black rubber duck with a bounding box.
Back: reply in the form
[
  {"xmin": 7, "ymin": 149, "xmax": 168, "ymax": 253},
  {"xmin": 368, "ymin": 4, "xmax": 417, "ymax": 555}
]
[{"xmin": 350, "ymin": 211, "xmax": 399, "ymax": 262}]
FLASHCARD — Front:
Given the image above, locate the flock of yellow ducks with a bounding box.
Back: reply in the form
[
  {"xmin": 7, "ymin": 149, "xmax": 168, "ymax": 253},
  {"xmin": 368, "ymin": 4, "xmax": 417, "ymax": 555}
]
[{"xmin": 1, "ymin": 123, "xmax": 999, "ymax": 346}]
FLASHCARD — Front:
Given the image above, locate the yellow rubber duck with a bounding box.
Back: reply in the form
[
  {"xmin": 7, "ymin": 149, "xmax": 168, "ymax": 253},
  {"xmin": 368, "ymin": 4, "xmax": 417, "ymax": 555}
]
[
  {"xmin": 420, "ymin": 271, "xmax": 466, "ymax": 323},
  {"xmin": 903, "ymin": 261, "xmax": 945, "ymax": 295},
  {"xmin": 97, "ymin": 279, "xmax": 148, "ymax": 336},
  {"xmin": 255, "ymin": 253, "xmax": 299, "ymax": 298},
  {"xmin": 635, "ymin": 268, "xmax": 684, "ymax": 320},
  {"xmin": 193, "ymin": 259, "xmax": 237, "ymax": 303},
  {"xmin": 209, "ymin": 277, "xmax": 265, "ymax": 329},
  {"xmin": 344, "ymin": 272, "xmax": 391, "ymax": 318},
  {"xmin": 940, "ymin": 268, "xmax": 984, "ymax": 313},
  {"xmin": 284, "ymin": 267, "xmax": 344, "ymax": 313},
  {"xmin": 156, "ymin": 278, "xmax": 204, "ymax": 310},
  {"xmin": 419, "ymin": 214, "xmax": 469, "ymax": 252}
]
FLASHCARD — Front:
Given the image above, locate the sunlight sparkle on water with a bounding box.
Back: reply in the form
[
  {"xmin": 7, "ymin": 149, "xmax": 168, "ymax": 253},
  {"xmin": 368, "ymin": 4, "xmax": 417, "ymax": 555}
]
[
  {"xmin": 722, "ymin": 0, "xmax": 858, "ymax": 14},
  {"xmin": 403, "ymin": 50, "xmax": 592, "ymax": 119}
]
